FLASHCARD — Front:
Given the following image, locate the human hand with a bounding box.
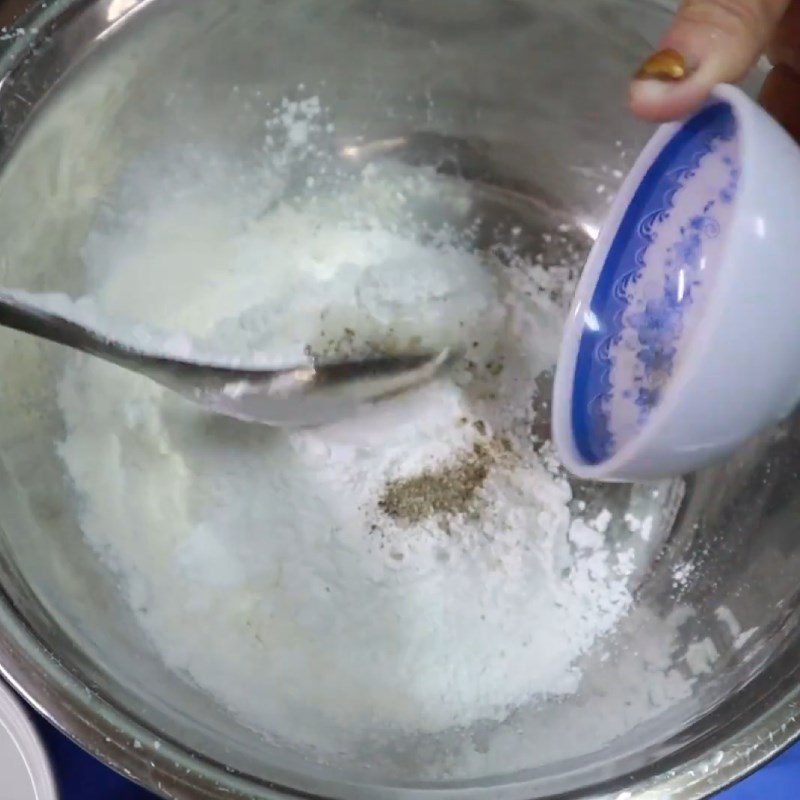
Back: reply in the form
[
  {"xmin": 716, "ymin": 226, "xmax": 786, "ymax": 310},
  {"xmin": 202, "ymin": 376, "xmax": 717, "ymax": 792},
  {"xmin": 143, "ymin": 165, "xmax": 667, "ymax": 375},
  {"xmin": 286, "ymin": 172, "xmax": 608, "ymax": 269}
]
[{"xmin": 630, "ymin": 0, "xmax": 800, "ymax": 140}]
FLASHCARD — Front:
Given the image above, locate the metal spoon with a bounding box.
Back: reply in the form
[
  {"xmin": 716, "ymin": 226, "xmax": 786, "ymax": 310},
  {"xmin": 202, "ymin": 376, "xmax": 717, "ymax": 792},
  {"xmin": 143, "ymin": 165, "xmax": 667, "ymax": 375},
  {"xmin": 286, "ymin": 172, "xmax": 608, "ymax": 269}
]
[{"xmin": 0, "ymin": 290, "xmax": 454, "ymax": 426}]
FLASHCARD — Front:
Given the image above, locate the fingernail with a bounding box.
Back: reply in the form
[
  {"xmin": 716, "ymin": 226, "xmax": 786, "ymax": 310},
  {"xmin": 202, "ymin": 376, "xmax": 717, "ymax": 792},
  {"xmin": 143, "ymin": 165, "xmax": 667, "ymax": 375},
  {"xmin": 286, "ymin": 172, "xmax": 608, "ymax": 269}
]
[{"xmin": 634, "ymin": 48, "xmax": 689, "ymax": 81}]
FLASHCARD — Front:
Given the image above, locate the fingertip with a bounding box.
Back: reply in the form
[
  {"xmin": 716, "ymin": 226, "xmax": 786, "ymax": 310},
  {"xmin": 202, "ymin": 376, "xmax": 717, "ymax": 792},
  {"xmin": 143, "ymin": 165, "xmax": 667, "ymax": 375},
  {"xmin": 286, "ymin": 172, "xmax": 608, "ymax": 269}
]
[
  {"xmin": 628, "ymin": 76, "xmax": 711, "ymax": 122},
  {"xmin": 629, "ymin": 80, "xmax": 680, "ymax": 121},
  {"xmin": 628, "ymin": 0, "xmax": 784, "ymax": 124},
  {"xmin": 629, "ymin": 45, "xmax": 718, "ymax": 122}
]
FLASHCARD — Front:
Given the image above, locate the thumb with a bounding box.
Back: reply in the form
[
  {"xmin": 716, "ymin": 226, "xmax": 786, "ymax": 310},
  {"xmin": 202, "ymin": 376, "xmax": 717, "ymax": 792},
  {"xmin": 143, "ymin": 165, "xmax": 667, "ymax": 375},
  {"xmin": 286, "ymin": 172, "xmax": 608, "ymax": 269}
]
[{"xmin": 630, "ymin": 0, "xmax": 790, "ymax": 121}]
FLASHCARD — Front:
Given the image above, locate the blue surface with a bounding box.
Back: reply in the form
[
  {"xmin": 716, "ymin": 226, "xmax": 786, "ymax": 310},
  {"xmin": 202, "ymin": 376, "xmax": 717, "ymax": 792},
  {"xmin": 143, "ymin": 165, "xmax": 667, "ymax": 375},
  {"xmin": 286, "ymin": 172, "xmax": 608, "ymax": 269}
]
[
  {"xmin": 25, "ymin": 708, "xmax": 800, "ymax": 799},
  {"xmin": 32, "ymin": 714, "xmax": 158, "ymax": 800},
  {"xmin": 718, "ymin": 745, "xmax": 800, "ymax": 799}
]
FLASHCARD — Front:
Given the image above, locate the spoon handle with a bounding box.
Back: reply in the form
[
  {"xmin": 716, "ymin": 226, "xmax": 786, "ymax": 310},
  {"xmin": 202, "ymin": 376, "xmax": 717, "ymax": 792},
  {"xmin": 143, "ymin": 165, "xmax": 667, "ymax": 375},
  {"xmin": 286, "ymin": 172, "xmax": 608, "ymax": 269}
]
[
  {"xmin": 0, "ymin": 289, "xmax": 455, "ymax": 427},
  {"xmin": 0, "ymin": 290, "xmax": 163, "ymax": 382},
  {"xmin": 0, "ymin": 290, "xmax": 114, "ymax": 355}
]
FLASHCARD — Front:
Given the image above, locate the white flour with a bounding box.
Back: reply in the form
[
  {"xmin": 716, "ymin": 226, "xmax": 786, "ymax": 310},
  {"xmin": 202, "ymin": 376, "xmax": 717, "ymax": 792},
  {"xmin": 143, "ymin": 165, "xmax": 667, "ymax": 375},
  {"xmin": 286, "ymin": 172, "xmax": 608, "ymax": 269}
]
[{"xmin": 55, "ymin": 96, "xmax": 681, "ymax": 757}]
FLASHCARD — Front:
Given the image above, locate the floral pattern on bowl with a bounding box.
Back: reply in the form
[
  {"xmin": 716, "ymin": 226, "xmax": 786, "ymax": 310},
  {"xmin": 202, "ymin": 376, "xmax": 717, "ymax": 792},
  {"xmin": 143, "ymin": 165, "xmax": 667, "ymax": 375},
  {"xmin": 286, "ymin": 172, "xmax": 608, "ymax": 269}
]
[{"xmin": 572, "ymin": 102, "xmax": 739, "ymax": 463}]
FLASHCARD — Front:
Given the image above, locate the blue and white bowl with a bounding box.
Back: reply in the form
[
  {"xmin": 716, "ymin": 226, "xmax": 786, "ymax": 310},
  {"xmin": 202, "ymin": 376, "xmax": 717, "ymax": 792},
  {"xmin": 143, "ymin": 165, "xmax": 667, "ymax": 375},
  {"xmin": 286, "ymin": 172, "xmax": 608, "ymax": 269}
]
[{"xmin": 554, "ymin": 84, "xmax": 800, "ymax": 481}]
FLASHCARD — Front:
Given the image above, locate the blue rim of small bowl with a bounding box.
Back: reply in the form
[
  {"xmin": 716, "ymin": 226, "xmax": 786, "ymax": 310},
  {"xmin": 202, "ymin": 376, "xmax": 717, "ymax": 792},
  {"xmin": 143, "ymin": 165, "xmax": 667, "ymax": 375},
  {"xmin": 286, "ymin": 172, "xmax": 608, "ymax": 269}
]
[
  {"xmin": 571, "ymin": 101, "xmax": 737, "ymax": 464},
  {"xmin": 554, "ymin": 85, "xmax": 749, "ymax": 479}
]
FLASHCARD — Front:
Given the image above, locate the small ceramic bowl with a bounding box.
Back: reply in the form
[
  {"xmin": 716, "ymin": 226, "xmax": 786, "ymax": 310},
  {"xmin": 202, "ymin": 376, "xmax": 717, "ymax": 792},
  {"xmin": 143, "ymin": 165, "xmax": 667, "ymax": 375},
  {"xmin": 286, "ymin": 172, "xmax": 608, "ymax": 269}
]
[{"xmin": 553, "ymin": 84, "xmax": 800, "ymax": 482}]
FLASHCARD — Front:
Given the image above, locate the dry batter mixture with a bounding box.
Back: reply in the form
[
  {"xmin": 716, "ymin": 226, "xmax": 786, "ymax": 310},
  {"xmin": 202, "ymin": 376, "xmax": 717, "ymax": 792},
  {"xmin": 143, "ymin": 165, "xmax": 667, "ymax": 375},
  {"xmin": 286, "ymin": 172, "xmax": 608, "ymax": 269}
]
[{"xmin": 56, "ymin": 96, "xmax": 682, "ymax": 756}]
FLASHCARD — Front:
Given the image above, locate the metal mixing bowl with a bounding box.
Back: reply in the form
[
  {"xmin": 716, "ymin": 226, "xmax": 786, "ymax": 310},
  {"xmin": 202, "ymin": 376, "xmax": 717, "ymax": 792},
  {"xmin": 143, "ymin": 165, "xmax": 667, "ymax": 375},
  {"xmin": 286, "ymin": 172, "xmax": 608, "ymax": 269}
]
[{"xmin": 0, "ymin": 1, "xmax": 799, "ymax": 798}]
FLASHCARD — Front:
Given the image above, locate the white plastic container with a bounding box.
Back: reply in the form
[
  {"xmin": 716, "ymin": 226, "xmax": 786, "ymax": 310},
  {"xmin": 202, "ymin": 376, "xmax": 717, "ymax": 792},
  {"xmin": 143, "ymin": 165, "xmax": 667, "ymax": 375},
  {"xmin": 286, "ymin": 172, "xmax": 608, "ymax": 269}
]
[{"xmin": 0, "ymin": 679, "xmax": 58, "ymax": 800}]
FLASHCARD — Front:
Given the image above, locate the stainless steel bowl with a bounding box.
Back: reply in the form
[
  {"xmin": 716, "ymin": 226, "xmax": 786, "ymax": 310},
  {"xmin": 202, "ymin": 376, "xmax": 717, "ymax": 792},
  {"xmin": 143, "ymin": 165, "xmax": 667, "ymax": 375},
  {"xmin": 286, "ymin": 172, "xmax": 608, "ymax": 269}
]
[{"xmin": 1, "ymin": 2, "xmax": 798, "ymax": 799}]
